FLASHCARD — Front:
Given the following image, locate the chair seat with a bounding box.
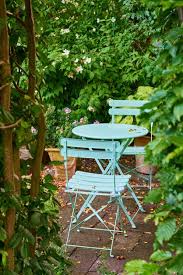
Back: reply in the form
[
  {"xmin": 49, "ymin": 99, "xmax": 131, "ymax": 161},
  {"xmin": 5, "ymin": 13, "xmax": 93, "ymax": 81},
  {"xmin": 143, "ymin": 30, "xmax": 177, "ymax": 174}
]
[
  {"xmin": 66, "ymin": 171, "xmax": 130, "ymax": 195},
  {"xmin": 123, "ymin": 146, "xmax": 145, "ymax": 155}
]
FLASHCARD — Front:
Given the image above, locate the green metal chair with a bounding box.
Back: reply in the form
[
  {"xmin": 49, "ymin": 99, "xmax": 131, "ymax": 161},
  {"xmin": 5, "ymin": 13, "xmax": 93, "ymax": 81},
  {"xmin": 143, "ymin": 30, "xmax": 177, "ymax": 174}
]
[
  {"xmin": 60, "ymin": 138, "xmax": 138, "ymax": 257},
  {"xmin": 108, "ymin": 99, "xmax": 153, "ymax": 190}
]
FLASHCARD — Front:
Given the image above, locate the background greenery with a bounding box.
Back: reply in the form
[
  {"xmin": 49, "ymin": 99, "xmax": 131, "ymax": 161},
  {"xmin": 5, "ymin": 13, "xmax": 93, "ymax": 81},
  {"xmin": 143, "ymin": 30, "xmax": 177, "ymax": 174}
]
[
  {"xmin": 125, "ymin": 0, "xmax": 183, "ymax": 274},
  {"xmin": 1, "ymin": 0, "xmax": 183, "ymax": 274},
  {"xmin": 40, "ymin": 0, "xmax": 160, "ymax": 125}
]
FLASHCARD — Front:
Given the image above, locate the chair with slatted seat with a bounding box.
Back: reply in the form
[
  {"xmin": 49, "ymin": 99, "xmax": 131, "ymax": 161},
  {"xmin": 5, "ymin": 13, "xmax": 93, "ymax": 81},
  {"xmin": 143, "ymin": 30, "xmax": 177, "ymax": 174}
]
[
  {"xmin": 108, "ymin": 99, "xmax": 153, "ymax": 190},
  {"xmin": 60, "ymin": 138, "xmax": 139, "ymax": 257}
]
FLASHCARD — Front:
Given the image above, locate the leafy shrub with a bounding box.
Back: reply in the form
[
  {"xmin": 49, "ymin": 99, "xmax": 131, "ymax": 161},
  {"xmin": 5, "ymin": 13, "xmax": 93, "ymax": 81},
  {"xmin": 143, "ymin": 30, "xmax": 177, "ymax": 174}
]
[
  {"xmin": 125, "ymin": 1, "xmax": 183, "ymax": 274},
  {"xmin": 45, "ymin": 106, "xmax": 88, "ymax": 147},
  {"xmin": 41, "ymin": 0, "xmax": 160, "ymax": 122}
]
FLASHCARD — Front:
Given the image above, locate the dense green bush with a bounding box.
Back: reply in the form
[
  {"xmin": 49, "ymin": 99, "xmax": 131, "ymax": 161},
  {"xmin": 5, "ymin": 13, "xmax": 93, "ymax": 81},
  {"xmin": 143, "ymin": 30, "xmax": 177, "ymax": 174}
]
[
  {"xmin": 41, "ymin": 0, "xmax": 160, "ymax": 123},
  {"xmin": 125, "ymin": 1, "xmax": 183, "ymax": 274}
]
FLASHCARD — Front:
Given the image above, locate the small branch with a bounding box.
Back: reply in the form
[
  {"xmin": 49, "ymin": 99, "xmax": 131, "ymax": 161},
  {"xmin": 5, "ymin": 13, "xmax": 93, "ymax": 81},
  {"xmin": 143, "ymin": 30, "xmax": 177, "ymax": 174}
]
[
  {"xmin": 14, "ymin": 60, "xmax": 28, "ymax": 76},
  {"xmin": 0, "ymin": 83, "xmax": 9, "ymax": 91},
  {"xmin": 0, "ymin": 60, "xmax": 6, "ymax": 66},
  {"xmin": 6, "ymin": 11, "xmax": 26, "ymax": 28},
  {"xmin": 0, "ymin": 119, "xmax": 22, "ymax": 130},
  {"xmin": 13, "ymin": 81, "xmax": 26, "ymax": 95},
  {"xmin": 25, "ymin": 0, "xmax": 36, "ymax": 99}
]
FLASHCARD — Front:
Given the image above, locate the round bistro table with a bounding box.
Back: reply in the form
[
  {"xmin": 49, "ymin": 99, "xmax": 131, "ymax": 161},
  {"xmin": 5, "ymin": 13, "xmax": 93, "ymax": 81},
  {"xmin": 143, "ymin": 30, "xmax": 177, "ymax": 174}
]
[{"xmin": 72, "ymin": 123, "xmax": 148, "ymax": 140}]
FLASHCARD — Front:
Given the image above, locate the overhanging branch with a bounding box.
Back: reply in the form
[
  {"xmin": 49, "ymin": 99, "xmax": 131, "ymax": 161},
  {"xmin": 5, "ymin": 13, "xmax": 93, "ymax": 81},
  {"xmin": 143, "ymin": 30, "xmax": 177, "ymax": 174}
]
[
  {"xmin": 6, "ymin": 10, "xmax": 26, "ymax": 28},
  {"xmin": 0, "ymin": 119, "xmax": 21, "ymax": 130}
]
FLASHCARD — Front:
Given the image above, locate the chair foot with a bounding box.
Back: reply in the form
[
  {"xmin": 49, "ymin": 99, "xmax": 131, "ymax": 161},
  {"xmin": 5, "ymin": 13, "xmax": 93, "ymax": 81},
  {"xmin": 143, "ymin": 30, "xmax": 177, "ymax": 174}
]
[
  {"xmin": 72, "ymin": 219, "xmax": 77, "ymax": 224},
  {"xmin": 132, "ymin": 224, "xmax": 136, "ymax": 229},
  {"xmin": 110, "ymin": 253, "xmax": 115, "ymax": 258},
  {"xmin": 140, "ymin": 207, "xmax": 146, "ymax": 213}
]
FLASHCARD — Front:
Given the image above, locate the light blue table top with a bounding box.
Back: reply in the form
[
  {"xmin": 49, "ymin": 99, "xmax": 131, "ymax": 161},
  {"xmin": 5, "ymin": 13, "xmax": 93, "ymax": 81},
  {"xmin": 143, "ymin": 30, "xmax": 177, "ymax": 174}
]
[{"xmin": 72, "ymin": 123, "xmax": 148, "ymax": 140}]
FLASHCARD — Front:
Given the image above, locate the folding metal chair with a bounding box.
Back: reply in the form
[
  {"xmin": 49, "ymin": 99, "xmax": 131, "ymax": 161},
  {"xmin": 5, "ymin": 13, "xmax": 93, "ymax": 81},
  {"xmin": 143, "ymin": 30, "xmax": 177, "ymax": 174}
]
[
  {"xmin": 108, "ymin": 99, "xmax": 153, "ymax": 190},
  {"xmin": 60, "ymin": 138, "xmax": 140, "ymax": 256}
]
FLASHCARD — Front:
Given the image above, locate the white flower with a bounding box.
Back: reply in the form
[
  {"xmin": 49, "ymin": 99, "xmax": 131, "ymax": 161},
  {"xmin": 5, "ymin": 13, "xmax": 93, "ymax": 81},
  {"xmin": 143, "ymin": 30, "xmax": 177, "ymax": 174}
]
[
  {"xmin": 64, "ymin": 107, "xmax": 71, "ymax": 114},
  {"xmin": 97, "ymin": 18, "xmax": 100, "ymax": 23},
  {"xmin": 100, "ymin": 61, "xmax": 103, "ymax": 66},
  {"xmin": 83, "ymin": 57, "xmax": 91, "ymax": 64},
  {"xmin": 55, "ymin": 17, "xmax": 59, "ymax": 20},
  {"xmin": 76, "ymin": 34, "xmax": 79, "ymax": 39},
  {"xmin": 75, "ymin": 65, "xmax": 83, "ymax": 73},
  {"xmin": 45, "ymin": 167, "xmax": 55, "ymax": 177},
  {"xmin": 19, "ymin": 146, "xmax": 33, "ymax": 160},
  {"xmin": 31, "ymin": 126, "xmax": 37, "ymax": 134},
  {"xmin": 92, "ymin": 28, "xmax": 96, "ymax": 32},
  {"xmin": 72, "ymin": 120, "xmax": 78, "ymax": 126},
  {"xmin": 62, "ymin": 49, "xmax": 70, "ymax": 56},
  {"xmin": 61, "ymin": 28, "xmax": 70, "ymax": 34},
  {"xmin": 88, "ymin": 106, "xmax": 95, "ymax": 112},
  {"xmin": 74, "ymin": 58, "xmax": 79, "ymax": 63},
  {"xmin": 111, "ymin": 17, "xmax": 116, "ymax": 23},
  {"xmin": 68, "ymin": 72, "xmax": 74, "ymax": 78},
  {"xmin": 80, "ymin": 117, "xmax": 84, "ymax": 123}
]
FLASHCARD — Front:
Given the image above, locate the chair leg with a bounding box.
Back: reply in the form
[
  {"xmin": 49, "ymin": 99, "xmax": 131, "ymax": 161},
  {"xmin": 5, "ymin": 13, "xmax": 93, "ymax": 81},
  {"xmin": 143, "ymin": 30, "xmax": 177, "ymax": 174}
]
[
  {"xmin": 117, "ymin": 196, "xmax": 136, "ymax": 229},
  {"xmin": 72, "ymin": 193, "xmax": 95, "ymax": 223},
  {"xmin": 116, "ymin": 162, "xmax": 145, "ymax": 212},
  {"xmin": 65, "ymin": 192, "xmax": 78, "ymax": 249},
  {"xmin": 126, "ymin": 183, "xmax": 145, "ymax": 212},
  {"xmin": 110, "ymin": 204, "xmax": 120, "ymax": 257},
  {"xmin": 149, "ymin": 166, "xmax": 152, "ymax": 190}
]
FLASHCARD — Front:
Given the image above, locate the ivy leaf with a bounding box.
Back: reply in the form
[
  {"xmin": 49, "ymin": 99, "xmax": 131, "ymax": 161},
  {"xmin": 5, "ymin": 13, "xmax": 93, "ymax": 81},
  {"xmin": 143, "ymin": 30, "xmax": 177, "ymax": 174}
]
[
  {"xmin": 0, "ymin": 250, "xmax": 8, "ymax": 267},
  {"xmin": 173, "ymin": 103, "xmax": 183, "ymax": 121},
  {"xmin": 168, "ymin": 253, "xmax": 183, "ymax": 274},
  {"xmin": 156, "ymin": 218, "xmax": 176, "ymax": 245},
  {"xmin": 144, "ymin": 188, "xmax": 162, "ymax": 203},
  {"xmin": 170, "ymin": 135, "xmax": 183, "ymax": 146},
  {"xmin": 9, "ymin": 232, "xmax": 22, "ymax": 248},
  {"xmin": 0, "ymin": 226, "xmax": 7, "ymax": 241},
  {"xmin": 124, "ymin": 259, "xmax": 159, "ymax": 274},
  {"xmin": 170, "ymin": 228, "xmax": 183, "ymax": 251},
  {"xmin": 150, "ymin": 249, "xmax": 172, "ymax": 262},
  {"xmin": 23, "ymin": 228, "xmax": 35, "ymax": 245},
  {"xmin": 20, "ymin": 241, "xmax": 29, "ymax": 258}
]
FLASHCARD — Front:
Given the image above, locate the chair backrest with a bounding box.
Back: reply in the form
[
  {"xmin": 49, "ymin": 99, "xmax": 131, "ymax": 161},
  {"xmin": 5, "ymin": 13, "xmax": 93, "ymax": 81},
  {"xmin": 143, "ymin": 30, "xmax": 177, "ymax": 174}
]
[
  {"xmin": 60, "ymin": 138, "xmax": 121, "ymax": 189},
  {"xmin": 108, "ymin": 99, "xmax": 148, "ymax": 123},
  {"xmin": 60, "ymin": 138, "xmax": 120, "ymax": 160}
]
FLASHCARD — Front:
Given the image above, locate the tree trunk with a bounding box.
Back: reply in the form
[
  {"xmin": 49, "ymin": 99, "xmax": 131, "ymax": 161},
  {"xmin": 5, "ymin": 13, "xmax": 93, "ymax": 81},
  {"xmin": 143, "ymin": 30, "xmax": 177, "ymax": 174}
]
[
  {"xmin": 0, "ymin": 0, "xmax": 16, "ymax": 270},
  {"xmin": 25, "ymin": 0, "xmax": 36, "ymax": 100},
  {"xmin": 24, "ymin": 0, "xmax": 46, "ymax": 256},
  {"xmin": 30, "ymin": 111, "xmax": 46, "ymax": 197}
]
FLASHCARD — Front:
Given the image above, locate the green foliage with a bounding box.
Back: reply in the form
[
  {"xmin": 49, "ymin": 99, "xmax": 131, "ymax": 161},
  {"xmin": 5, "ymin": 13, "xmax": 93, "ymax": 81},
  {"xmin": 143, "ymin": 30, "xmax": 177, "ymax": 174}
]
[
  {"xmin": 0, "ymin": 1, "xmax": 70, "ymax": 273},
  {"xmin": 125, "ymin": 0, "xmax": 183, "ymax": 274},
  {"xmin": 0, "ymin": 175, "xmax": 70, "ymax": 274},
  {"xmin": 40, "ymin": 0, "xmax": 160, "ymax": 123},
  {"xmin": 116, "ymin": 85, "xmax": 154, "ymax": 125},
  {"xmin": 45, "ymin": 105, "xmax": 88, "ymax": 147},
  {"xmin": 124, "ymin": 259, "xmax": 158, "ymax": 274}
]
